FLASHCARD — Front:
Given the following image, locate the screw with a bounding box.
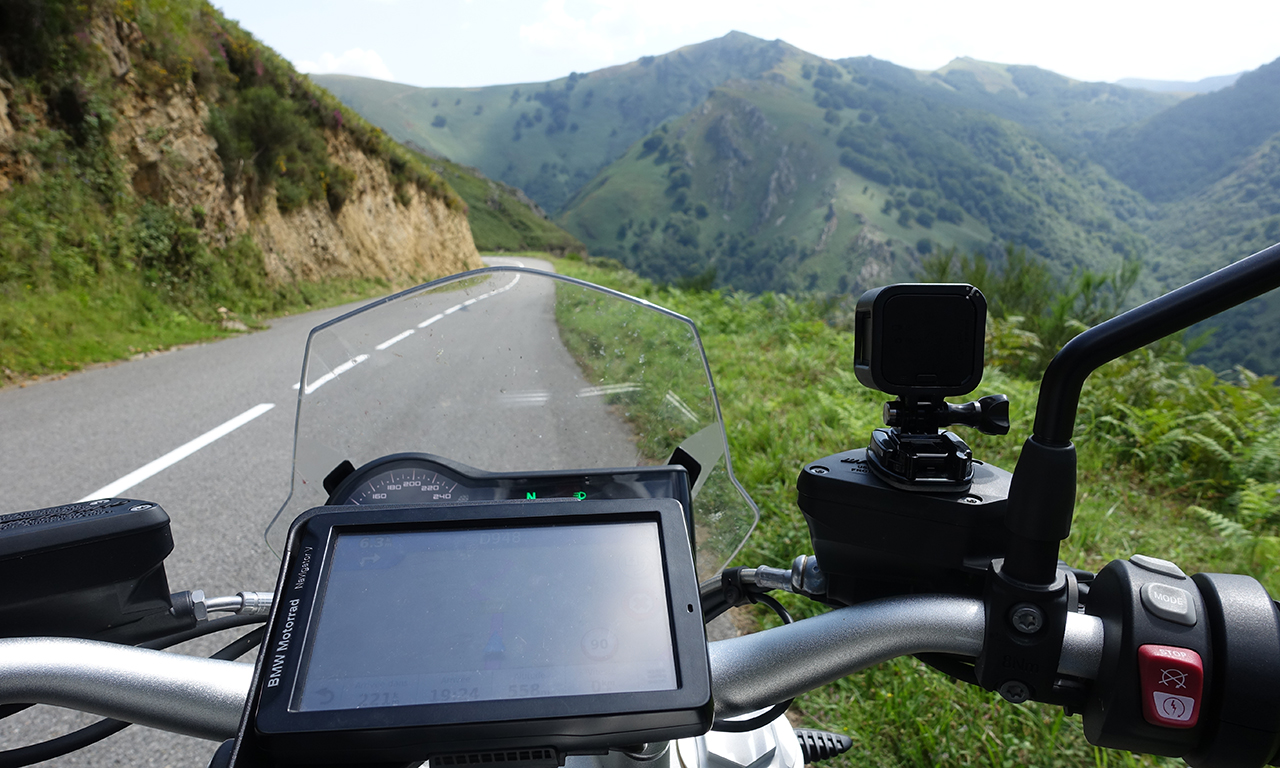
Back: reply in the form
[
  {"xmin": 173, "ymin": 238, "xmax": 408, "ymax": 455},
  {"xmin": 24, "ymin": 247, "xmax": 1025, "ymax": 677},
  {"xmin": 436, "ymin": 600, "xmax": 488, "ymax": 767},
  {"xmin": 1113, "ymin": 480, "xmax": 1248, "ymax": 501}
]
[
  {"xmin": 998, "ymin": 680, "xmax": 1030, "ymax": 703},
  {"xmin": 1010, "ymin": 603, "xmax": 1044, "ymax": 634},
  {"xmin": 961, "ymin": 495, "xmax": 982, "ymax": 504},
  {"xmin": 810, "ymin": 466, "xmax": 829, "ymax": 475}
]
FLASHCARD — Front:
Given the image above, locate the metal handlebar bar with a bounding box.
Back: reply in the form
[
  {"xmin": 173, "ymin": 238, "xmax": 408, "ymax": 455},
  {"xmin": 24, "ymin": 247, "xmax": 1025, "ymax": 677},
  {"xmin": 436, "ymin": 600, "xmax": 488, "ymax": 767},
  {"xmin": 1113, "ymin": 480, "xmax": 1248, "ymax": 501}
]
[
  {"xmin": 710, "ymin": 595, "xmax": 1103, "ymax": 718},
  {"xmin": 0, "ymin": 637, "xmax": 251, "ymax": 740},
  {"xmin": 0, "ymin": 596, "xmax": 1106, "ymax": 740}
]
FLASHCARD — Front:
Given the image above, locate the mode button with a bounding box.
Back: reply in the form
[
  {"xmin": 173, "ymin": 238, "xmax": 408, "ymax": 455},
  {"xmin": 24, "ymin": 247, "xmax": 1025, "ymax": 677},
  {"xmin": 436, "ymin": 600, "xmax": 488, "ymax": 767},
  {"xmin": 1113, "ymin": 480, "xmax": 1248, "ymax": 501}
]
[{"xmin": 1141, "ymin": 582, "xmax": 1197, "ymax": 627}]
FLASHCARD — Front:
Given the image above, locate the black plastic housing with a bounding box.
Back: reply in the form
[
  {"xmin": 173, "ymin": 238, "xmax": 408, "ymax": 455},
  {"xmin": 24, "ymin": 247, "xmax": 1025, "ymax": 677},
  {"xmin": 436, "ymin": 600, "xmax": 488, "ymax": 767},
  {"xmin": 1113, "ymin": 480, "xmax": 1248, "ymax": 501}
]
[
  {"xmin": 229, "ymin": 498, "xmax": 712, "ymax": 767},
  {"xmin": 1083, "ymin": 559, "xmax": 1211, "ymax": 757},
  {"xmin": 0, "ymin": 499, "xmax": 175, "ymax": 644},
  {"xmin": 854, "ymin": 284, "xmax": 986, "ymax": 397},
  {"xmin": 797, "ymin": 448, "xmax": 1010, "ymax": 604},
  {"xmin": 1185, "ymin": 573, "xmax": 1280, "ymax": 767}
]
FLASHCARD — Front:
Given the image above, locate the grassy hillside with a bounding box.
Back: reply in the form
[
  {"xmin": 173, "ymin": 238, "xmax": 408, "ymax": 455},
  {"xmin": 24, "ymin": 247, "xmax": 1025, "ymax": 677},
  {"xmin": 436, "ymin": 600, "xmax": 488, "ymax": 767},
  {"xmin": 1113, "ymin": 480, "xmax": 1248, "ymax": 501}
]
[
  {"xmin": 1096, "ymin": 57, "xmax": 1280, "ymax": 202},
  {"xmin": 415, "ymin": 151, "xmax": 584, "ymax": 254},
  {"xmin": 560, "ymin": 55, "xmax": 1149, "ymax": 294},
  {"xmin": 553, "ymin": 256, "xmax": 1280, "ymax": 768},
  {"xmin": 0, "ymin": 0, "xmax": 546, "ymax": 381},
  {"xmin": 1138, "ymin": 135, "xmax": 1280, "ymax": 373},
  {"xmin": 311, "ymin": 31, "xmax": 796, "ymax": 214},
  {"xmin": 848, "ymin": 56, "xmax": 1183, "ymax": 156}
]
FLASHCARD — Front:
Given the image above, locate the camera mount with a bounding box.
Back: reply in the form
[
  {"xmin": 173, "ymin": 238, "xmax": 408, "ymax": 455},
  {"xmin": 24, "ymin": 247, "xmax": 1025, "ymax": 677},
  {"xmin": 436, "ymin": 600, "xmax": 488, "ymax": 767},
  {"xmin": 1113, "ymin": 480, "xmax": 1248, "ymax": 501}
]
[{"xmin": 853, "ymin": 284, "xmax": 1008, "ymax": 492}]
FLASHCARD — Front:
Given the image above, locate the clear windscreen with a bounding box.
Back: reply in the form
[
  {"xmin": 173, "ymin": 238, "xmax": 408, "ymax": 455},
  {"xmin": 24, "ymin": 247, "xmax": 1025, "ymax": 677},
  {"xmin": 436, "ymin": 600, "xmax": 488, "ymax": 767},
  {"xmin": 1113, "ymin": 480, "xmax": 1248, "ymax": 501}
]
[{"xmin": 268, "ymin": 267, "xmax": 758, "ymax": 578}]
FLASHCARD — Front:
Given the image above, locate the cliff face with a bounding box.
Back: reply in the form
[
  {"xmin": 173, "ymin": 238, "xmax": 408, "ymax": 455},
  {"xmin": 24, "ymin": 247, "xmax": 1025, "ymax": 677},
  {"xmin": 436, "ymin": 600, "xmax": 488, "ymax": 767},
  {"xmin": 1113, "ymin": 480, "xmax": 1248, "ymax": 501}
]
[
  {"xmin": 251, "ymin": 132, "xmax": 479, "ymax": 282},
  {"xmin": 1, "ymin": 6, "xmax": 481, "ymax": 287},
  {"xmin": 104, "ymin": 77, "xmax": 481, "ymax": 283}
]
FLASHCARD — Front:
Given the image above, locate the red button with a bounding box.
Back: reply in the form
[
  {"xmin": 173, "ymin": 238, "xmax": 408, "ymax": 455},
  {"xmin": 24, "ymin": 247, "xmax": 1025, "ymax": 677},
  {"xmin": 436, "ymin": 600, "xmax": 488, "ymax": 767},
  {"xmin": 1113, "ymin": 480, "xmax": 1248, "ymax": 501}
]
[{"xmin": 1137, "ymin": 645, "xmax": 1203, "ymax": 728}]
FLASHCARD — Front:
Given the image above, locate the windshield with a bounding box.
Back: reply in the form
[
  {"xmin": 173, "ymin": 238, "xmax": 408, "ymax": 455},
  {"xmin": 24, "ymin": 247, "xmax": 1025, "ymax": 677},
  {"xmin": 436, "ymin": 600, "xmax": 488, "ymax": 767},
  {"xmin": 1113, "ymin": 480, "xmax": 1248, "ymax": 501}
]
[{"xmin": 268, "ymin": 265, "xmax": 758, "ymax": 578}]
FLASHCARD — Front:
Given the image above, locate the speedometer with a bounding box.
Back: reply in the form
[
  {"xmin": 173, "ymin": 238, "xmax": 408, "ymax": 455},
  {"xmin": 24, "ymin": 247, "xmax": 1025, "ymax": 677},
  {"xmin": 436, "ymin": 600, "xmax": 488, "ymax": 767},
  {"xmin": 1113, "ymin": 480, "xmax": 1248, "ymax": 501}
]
[
  {"xmin": 344, "ymin": 468, "xmax": 464, "ymax": 505},
  {"xmin": 322, "ymin": 455, "xmax": 693, "ymax": 542}
]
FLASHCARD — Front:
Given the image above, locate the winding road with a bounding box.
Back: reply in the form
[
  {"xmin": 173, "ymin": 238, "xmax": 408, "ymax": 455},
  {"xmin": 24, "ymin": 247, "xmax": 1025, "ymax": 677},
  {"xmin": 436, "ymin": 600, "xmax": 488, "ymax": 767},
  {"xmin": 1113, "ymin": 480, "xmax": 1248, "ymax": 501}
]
[{"xmin": 0, "ymin": 256, "xmax": 647, "ymax": 766}]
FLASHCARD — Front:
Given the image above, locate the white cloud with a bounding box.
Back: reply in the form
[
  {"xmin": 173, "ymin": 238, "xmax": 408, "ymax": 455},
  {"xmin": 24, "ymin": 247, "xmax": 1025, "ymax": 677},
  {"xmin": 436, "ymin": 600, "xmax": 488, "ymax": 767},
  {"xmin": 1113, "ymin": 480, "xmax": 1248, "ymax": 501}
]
[
  {"xmin": 518, "ymin": 0, "xmax": 619, "ymax": 62},
  {"xmin": 297, "ymin": 48, "xmax": 394, "ymax": 81}
]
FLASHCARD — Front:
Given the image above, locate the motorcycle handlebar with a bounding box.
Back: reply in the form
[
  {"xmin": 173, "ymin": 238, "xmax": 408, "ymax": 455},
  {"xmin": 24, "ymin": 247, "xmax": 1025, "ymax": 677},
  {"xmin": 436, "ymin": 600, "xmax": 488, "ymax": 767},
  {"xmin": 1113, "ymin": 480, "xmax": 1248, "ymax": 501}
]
[
  {"xmin": 0, "ymin": 636, "xmax": 250, "ymax": 740},
  {"xmin": 0, "ymin": 595, "xmax": 1106, "ymax": 741}
]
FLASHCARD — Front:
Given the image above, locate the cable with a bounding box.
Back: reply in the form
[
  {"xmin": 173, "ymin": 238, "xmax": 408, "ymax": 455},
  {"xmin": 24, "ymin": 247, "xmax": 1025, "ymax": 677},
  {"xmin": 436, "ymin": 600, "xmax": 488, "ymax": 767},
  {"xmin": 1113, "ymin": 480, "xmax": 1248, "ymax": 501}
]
[
  {"xmin": 138, "ymin": 613, "xmax": 265, "ymax": 650},
  {"xmin": 712, "ymin": 591, "xmax": 796, "ymax": 733},
  {"xmin": 0, "ymin": 620, "xmax": 268, "ymax": 767},
  {"xmin": 915, "ymin": 652, "xmax": 979, "ymax": 685},
  {"xmin": 0, "ymin": 719, "xmax": 130, "ymax": 768},
  {"xmin": 211, "ymin": 626, "xmax": 266, "ymax": 661}
]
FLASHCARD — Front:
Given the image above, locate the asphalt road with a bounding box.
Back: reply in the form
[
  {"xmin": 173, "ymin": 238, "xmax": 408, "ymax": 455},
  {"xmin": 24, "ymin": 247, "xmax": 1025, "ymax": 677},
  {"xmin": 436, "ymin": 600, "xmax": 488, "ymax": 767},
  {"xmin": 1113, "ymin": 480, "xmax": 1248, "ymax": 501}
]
[{"xmin": 0, "ymin": 256, "xmax": 654, "ymax": 766}]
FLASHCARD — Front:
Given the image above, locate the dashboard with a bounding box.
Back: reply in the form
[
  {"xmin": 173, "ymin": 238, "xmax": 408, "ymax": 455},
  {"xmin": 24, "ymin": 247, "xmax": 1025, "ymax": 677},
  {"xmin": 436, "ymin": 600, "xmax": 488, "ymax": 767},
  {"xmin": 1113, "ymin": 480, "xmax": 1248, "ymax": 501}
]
[{"xmin": 323, "ymin": 453, "xmax": 693, "ymax": 531}]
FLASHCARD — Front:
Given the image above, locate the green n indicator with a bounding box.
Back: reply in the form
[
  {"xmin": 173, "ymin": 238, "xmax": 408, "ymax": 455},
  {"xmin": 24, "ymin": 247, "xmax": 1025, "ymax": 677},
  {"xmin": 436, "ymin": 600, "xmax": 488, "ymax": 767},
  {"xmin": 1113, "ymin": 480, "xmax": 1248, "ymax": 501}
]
[{"xmin": 526, "ymin": 492, "xmax": 537, "ymax": 500}]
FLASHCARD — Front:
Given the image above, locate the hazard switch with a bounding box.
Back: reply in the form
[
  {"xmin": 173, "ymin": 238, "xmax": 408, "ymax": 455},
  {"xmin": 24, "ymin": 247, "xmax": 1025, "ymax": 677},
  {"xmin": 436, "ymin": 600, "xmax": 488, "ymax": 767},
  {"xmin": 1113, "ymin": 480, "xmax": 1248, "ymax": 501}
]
[{"xmin": 1137, "ymin": 645, "xmax": 1203, "ymax": 728}]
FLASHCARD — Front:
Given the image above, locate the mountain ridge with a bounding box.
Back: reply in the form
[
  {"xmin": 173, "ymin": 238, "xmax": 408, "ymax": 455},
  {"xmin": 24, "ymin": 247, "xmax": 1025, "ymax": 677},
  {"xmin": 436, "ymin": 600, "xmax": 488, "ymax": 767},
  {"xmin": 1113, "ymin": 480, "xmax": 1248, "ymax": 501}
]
[{"xmin": 315, "ymin": 32, "xmax": 1280, "ymax": 372}]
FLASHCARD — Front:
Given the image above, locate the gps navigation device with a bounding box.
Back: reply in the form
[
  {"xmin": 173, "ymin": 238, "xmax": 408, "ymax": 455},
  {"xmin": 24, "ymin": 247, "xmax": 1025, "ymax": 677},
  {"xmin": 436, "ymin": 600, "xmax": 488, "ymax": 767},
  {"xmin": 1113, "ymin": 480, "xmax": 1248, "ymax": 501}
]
[{"xmin": 234, "ymin": 498, "xmax": 711, "ymax": 766}]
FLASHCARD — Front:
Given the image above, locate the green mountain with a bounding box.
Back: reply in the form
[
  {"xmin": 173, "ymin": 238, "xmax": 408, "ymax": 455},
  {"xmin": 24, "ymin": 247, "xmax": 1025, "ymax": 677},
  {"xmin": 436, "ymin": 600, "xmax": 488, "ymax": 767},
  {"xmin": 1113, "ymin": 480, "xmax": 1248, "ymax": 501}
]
[
  {"xmin": 420, "ymin": 151, "xmax": 585, "ymax": 254},
  {"xmin": 1095, "ymin": 58, "xmax": 1280, "ymax": 203},
  {"xmin": 559, "ymin": 52, "xmax": 1152, "ymax": 293},
  {"xmin": 840, "ymin": 56, "xmax": 1182, "ymax": 156},
  {"xmin": 1116, "ymin": 73, "xmax": 1242, "ymax": 94},
  {"xmin": 318, "ymin": 35, "xmax": 1280, "ymax": 373},
  {"xmin": 311, "ymin": 32, "xmax": 795, "ymax": 214}
]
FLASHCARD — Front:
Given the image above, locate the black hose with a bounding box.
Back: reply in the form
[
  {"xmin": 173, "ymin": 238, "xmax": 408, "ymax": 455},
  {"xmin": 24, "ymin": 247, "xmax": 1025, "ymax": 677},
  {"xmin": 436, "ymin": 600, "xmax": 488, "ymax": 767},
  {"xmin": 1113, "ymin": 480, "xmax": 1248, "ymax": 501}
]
[
  {"xmin": 0, "ymin": 719, "xmax": 131, "ymax": 768},
  {"xmin": 712, "ymin": 591, "xmax": 796, "ymax": 733}
]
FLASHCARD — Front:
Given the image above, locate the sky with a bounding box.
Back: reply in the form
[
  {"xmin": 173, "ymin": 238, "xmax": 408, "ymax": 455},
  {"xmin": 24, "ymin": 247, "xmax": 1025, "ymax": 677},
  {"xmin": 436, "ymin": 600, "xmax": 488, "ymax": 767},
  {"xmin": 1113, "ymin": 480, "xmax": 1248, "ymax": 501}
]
[{"xmin": 211, "ymin": 0, "xmax": 1280, "ymax": 90}]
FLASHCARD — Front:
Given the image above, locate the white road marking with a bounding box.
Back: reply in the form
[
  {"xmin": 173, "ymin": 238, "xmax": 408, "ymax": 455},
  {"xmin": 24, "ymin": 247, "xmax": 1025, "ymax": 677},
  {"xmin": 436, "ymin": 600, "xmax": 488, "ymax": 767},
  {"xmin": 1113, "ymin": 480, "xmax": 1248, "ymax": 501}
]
[
  {"xmin": 77, "ymin": 403, "xmax": 276, "ymax": 502},
  {"xmin": 292, "ymin": 272, "xmax": 525, "ymax": 395},
  {"xmin": 499, "ymin": 391, "xmax": 551, "ymax": 407},
  {"xmin": 293, "ymin": 354, "xmax": 370, "ymax": 394},
  {"xmin": 665, "ymin": 391, "xmax": 701, "ymax": 424},
  {"xmin": 376, "ymin": 329, "xmax": 414, "ymax": 350},
  {"xmin": 577, "ymin": 383, "xmax": 642, "ymax": 398}
]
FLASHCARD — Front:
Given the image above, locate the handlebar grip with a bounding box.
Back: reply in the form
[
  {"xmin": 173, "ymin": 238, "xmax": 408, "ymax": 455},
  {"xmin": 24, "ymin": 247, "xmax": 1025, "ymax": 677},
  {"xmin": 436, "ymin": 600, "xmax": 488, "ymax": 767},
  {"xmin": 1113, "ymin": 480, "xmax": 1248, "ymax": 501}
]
[{"xmin": 0, "ymin": 637, "xmax": 251, "ymax": 740}]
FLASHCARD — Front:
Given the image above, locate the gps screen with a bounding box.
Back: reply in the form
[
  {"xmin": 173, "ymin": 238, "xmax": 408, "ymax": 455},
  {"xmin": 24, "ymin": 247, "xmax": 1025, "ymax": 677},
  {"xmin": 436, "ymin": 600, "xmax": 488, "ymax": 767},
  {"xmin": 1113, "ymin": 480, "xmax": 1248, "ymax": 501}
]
[{"xmin": 294, "ymin": 522, "xmax": 677, "ymax": 712}]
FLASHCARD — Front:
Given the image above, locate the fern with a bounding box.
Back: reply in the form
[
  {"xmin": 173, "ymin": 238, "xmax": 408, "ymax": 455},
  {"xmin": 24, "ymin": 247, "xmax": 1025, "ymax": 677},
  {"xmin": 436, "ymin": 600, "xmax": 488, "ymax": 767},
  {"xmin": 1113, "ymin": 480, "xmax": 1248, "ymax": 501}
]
[
  {"xmin": 1237, "ymin": 479, "xmax": 1280, "ymax": 530},
  {"xmin": 1191, "ymin": 505, "xmax": 1255, "ymax": 544}
]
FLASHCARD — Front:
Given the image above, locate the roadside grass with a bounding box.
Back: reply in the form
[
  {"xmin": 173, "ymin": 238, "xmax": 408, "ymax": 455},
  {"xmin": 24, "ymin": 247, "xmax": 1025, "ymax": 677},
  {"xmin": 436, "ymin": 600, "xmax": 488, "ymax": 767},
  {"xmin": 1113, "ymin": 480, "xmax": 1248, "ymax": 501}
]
[
  {"xmin": 0, "ymin": 273, "xmax": 396, "ymax": 385},
  {"xmin": 554, "ymin": 256, "xmax": 1280, "ymax": 767}
]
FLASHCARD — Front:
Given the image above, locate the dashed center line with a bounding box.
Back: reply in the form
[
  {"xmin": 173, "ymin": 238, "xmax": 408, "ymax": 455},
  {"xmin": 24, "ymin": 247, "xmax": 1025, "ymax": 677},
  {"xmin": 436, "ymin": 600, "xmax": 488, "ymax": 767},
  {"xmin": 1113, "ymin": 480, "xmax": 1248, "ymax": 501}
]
[
  {"xmin": 294, "ymin": 354, "xmax": 370, "ymax": 394},
  {"xmin": 79, "ymin": 266, "xmax": 534, "ymax": 506},
  {"xmin": 376, "ymin": 329, "xmax": 414, "ymax": 350},
  {"xmin": 78, "ymin": 403, "xmax": 275, "ymax": 502}
]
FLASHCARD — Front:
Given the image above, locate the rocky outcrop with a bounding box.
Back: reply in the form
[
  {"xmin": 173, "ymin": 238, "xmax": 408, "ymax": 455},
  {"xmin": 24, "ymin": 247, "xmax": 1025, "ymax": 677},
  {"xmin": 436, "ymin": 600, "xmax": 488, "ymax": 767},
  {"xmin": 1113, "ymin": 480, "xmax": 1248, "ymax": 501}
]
[
  {"xmin": 112, "ymin": 81, "xmax": 250, "ymax": 246},
  {"xmin": 755, "ymin": 144, "xmax": 796, "ymax": 229},
  {"xmin": 254, "ymin": 132, "xmax": 477, "ymax": 282},
  {"xmin": 708, "ymin": 98, "xmax": 773, "ymax": 214},
  {"xmin": 0, "ymin": 9, "xmax": 480, "ymax": 284},
  {"xmin": 851, "ymin": 225, "xmax": 896, "ymax": 290}
]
